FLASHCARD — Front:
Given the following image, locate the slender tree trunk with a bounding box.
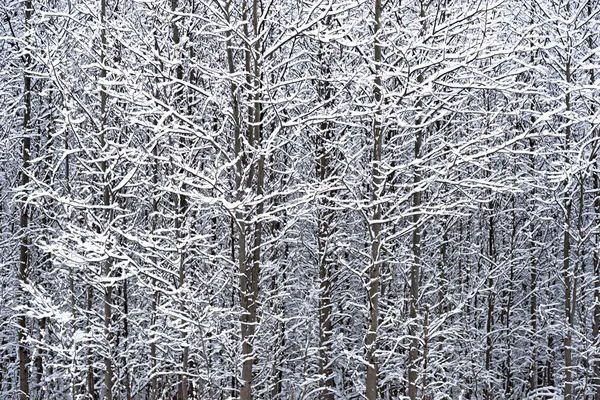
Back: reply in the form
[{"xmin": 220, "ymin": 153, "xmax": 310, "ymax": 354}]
[
  {"xmin": 99, "ymin": 0, "xmax": 113, "ymax": 397},
  {"xmin": 238, "ymin": 1, "xmax": 265, "ymax": 398},
  {"xmin": 122, "ymin": 277, "xmax": 132, "ymax": 400},
  {"xmin": 528, "ymin": 142, "xmax": 539, "ymax": 395},
  {"xmin": 588, "ymin": 2, "xmax": 600, "ymax": 395},
  {"xmin": 563, "ymin": 197, "xmax": 573, "ymax": 400},
  {"xmin": 270, "ymin": 259, "xmax": 286, "ymax": 400},
  {"xmin": 168, "ymin": 0, "xmax": 189, "ymax": 397},
  {"xmin": 563, "ymin": 53, "xmax": 573, "ymax": 400},
  {"xmin": 223, "ymin": 3, "xmax": 253, "ymax": 398},
  {"xmin": 18, "ymin": 1, "xmax": 33, "ymax": 398},
  {"xmin": 366, "ymin": 1, "xmax": 383, "ymax": 399},
  {"xmin": 317, "ymin": 175, "xmax": 335, "ymax": 400},
  {"xmin": 149, "ymin": 144, "xmax": 159, "ymax": 400},
  {"xmin": 407, "ymin": 3, "xmax": 427, "ymax": 397},
  {"xmin": 421, "ymin": 306, "xmax": 429, "ymax": 400},
  {"xmin": 592, "ymin": 142, "xmax": 599, "ymax": 400},
  {"xmin": 64, "ymin": 125, "xmax": 77, "ymax": 400},
  {"xmin": 484, "ymin": 201, "xmax": 495, "ymax": 400},
  {"xmin": 503, "ymin": 199, "xmax": 516, "ymax": 396},
  {"xmin": 316, "ymin": 20, "xmax": 335, "ymax": 399},
  {"xmin": 87, "ymin": 286, "xmax": 96, "ymax": 399},
  {"xmin": 150, "ymin": 290, "xmax": 158, "ymax": 400}
]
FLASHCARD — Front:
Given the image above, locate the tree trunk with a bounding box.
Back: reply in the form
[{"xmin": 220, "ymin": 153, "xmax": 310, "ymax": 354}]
[
  {"xmin": 407, "ymin": 2, "xmax": 427, "ymax": 397},
  {"xmin": 366, "ymin": 1, "xmax": 383, "ymax": 399},
  {"xmin": 87, "ymin": 286, "xmax": 96, "ymax": 399},
  {"xmin": 169, "ymin": 0, "xmax": 189, "ymax": 397},
  {"xmin": 588, "ymin": 2, "xmax": 600, "ymax": 395},
  {"xmin": 316, "ymin": 19, "xmax": 335, "ymax": 399},
  {"xmin": 484, "ymin": 200, "xmax": 495, "ymax": 400},
  {"xmin": 563, "ymin": 53, "xmax": 573, "ymax": 400},
  {"xmin": 18, "ymin": 0, "xmax": 33, "ymax": 398},
  {"xmin": 594, "ymin": 163, "xmax": 600, "ymax": 399},
  {"xmin": 99, "ymin": 0, "xmax": 113, "ymax": 397}
]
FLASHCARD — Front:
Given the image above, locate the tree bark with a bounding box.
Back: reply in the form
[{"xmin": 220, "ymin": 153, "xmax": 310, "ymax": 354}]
[
  {"xmin": 316, "ymin": 18, "xmax": 335, "ymax": 399},
  {"xmin": 588, "ymin": 1, "xmax": 600, "ymax": 395},
  {"xmin": 366, "ymin": 1, "xmax": 383, "ymax": 398},
  {"xmin": 408, "ymin": 2, "xmax": 427, "ymax": 397},
  {"xmin": 484, "ymin": 199, "xmax": 495, "ymax": 400},
  {"xmin": 18, "ymin": 2, "xmax": 33, "ymax": 398},
  {"xmin": 528, "ymin": 139, "xmax": 538, "ymax": 394},
  {"xmin": 99, "ymin": 0, "xmax": 114, "ymax": 397},
  {"xmin": 594, "ymin": 160, "xmax": 600, "ymax": 400},
  {"xmin": 563, "ymin": 51, "xmax": 573, "ymax": 400}
]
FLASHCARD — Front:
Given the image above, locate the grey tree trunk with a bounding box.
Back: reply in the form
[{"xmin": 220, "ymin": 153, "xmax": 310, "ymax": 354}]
[
  {"xmin": 87, "ymin": 287, "xmax": 96, "ymax": 399},
  {"xmin": 594, "ymin": 161, "xmax": 600, "ymax": 400},
  {"xmin": 366, "ymin": 1, "xmax": 383, "ymax": 398},
  {"xmin": 316, "ymin": 17, "xmax": 335, "ymax": 399},
  {"xmin": 484, "ymin": 199, "xmax": 495, "ymax": 400},
  {"xmin": 240, "ymin": 7, "xmax": 265, "ymax": 394},
  {"xmin": 529, "ymin": 139, "xmax": 538, "ymax": 394},
  {"xmin": 407, "ymin": 2, "xmax": 427, "ymax": 397},
  {"xmin": 99, "ymin": 0, "xmax": 113, "ymax": 397},
  {"xmin": 18, "ymin": 1, "xmax": 33, "ymax": 398},
  {"xmin": 588, "ymin": 2, "xmax": 600, "ymax": 396},
  {"xmin": 408, "ymin": 50, "xmax": 424, "ymax": 400},
  {"xmin": 238, "ymin": 3, "xmax": 252, "ymax": 398},
  {"xmin": 168, "ymin": 0, "xmax": 189, "ymax": 397},
  {"xmin": 223, "ymin": 2, "xmax": 262, "ymax": 398},
  {"xmin": 563, "ymin": 51, "xmax": 573, "ymax": 400},
  {"xmin": 150, "ymin": 144, "xmax": 159, "ymax": 400}
]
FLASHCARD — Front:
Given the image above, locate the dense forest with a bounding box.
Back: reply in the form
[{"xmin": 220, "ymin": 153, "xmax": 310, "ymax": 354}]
[{"xmin": 1, "ymin": 0, "xmax": 599, "ymax": 398}]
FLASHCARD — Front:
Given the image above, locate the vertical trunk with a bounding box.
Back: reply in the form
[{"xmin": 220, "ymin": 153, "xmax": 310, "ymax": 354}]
[
  {"xmin": 149, "ymin": 24, "xmax": 162, "ymax": 400},
  {"xmin": 34, "ymin": 94, "xmax": 57, "ymax": 399},
  {"xmin": 18, "ymin": 1, "xmax": 33, "ymax": 399},
  {"xmin": 239, "ymin": 2, "xmax": 264, "ymax": 398},
  {"xmin": 87, "ymin": 286, "xmax": 96, "ymax": 399},
  {"xmin": 65, "ymin": 128, "xmax": 77, "ymax": 400},
  {"xmin": 526, "ymin": 5, "xmax": 538, "ymax": 389},
  {"xmin": 316, "ymin": 20, "xmax": 335, "ymax": 400},
  {"xmin": 528, "ymin": 139, "xmax": 538, "ymax": 394},
  {"xmin": 122, "ymin": 278, "xmax": 132, "ymax": 400},
  {"xmin": 224, "ymin": 14, "xmax": 242, "ymax": 400},
  {"xmin": 503, "ymin": 200, "xmax": 516, "ymax": 396},
  {"xmin": 230, "ymin": 218, "xmax": 238, "ymax": 400},
  {"xmin": 594, "ymin": 162, "xmax": 600, "ymax": 399},
  {"xmin": 407, "ymin": 128, "xmax": 422, "ymax": 400},
  {"xmin": 223, "ymin": 3, "xmax": 253, "ymax": 398},
  {"xmin": 237, "ymin": 4, "xmax": 252, "ymax": 398},
  {"xmin": 484, "ymin": 201, "xmax": 495, "ymax": 400},
  {"xmin": 102, "ymin": 261, "xmax": 113, "ymax": 400},
  {"xmin": 530, "ymin": 247, "xmax": 538, "ymax": 392},
  {"xmin": 529, "ymin": 255, "xmax": 538, "ymax": 390},
  {"xmin": 588, "ymin": 2, "xmax": 600, "ymax": 395},
  {"xmin": 366, "ymin": 1, "xmax": 383, "ymax": 399},
  {"xmin": 421, "ymin": 306, "xmax": 429, "ymax": 400},
  {"xmin": 563, "ymin": 195, "xmax": 573, "ymax": 400},
  {"xmin": 563, "ymin": 53, "xmax": 573, "ymax": 400},
  {"xmin": 150, "ymin": 290, "xmax": 158, "ymax": 400},
  {"xmin": 149, "ymin": 142, "xmax": 159, "ymax": 400},
  {"xmin": 270, "ymin": 264, "xmax": 286, "ymax": 399},
  {"xmin": 170, "ymin": 0, "xmax": 188, "ymax": 397},
  {"xmin": 245, "ymin": 74, "xmax": 263, "ymax": 400},
  {"xmin": 408, "ymin": 3, "xmax": 426, "ymax": 398},
  {"xmin": 317, "ymin": 173, "xmax": 334, "ymax": 400},
  {"xmin": 99, "ymin": 0, "xmax": 113, "ymax": 397}
]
